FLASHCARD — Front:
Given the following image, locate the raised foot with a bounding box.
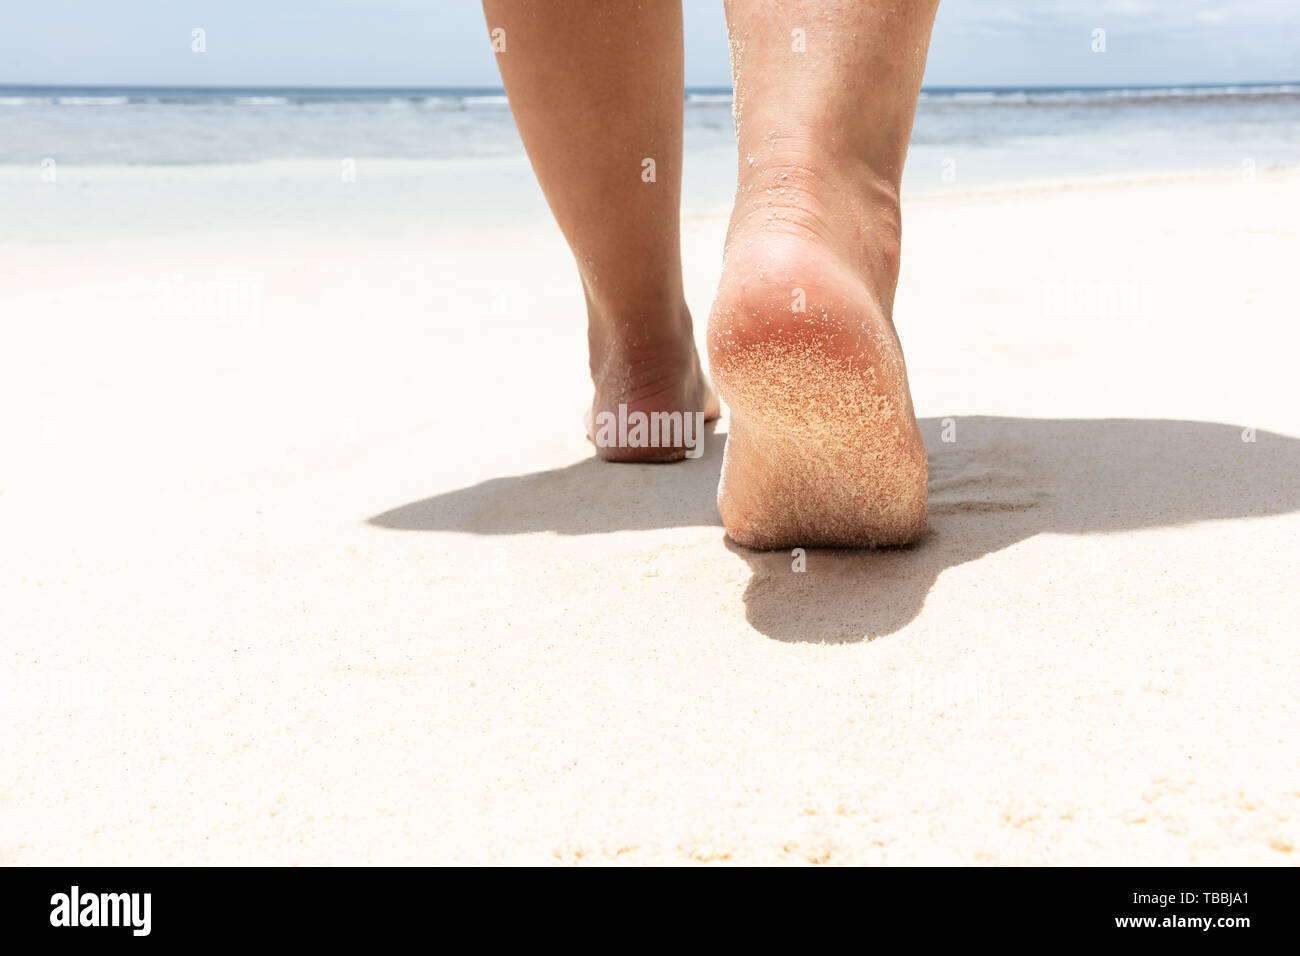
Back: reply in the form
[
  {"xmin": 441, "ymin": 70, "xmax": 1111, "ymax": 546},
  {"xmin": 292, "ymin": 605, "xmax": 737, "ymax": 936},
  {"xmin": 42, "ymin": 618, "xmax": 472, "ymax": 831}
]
[
  {"xmin": 708, "ymin": 230, "xmax": 927, "ymax": 548},
  {"xmin": 586, "ymin": 309, "xmax": 720, "ymax": 463}
]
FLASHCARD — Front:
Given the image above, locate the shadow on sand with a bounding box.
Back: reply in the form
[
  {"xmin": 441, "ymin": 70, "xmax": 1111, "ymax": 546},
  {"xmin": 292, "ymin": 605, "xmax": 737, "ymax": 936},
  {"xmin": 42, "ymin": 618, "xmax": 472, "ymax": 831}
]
[{"xmin": 369, "ymin": 417, "xmax": 1300, "ymax": 643}]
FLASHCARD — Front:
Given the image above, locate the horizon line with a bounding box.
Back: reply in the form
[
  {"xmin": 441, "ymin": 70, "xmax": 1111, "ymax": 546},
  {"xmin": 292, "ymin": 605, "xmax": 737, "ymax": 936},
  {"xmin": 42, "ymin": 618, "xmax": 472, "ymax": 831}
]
[{"xmin": 1, "ymin": 80, "xmax": 1298, "ymax": 93}]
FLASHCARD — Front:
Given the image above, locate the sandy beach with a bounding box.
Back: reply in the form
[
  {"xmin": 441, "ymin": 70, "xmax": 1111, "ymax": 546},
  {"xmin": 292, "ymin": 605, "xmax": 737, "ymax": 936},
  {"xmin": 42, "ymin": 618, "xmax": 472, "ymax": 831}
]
[{"xmin": 2, "ymin": 159, "xmax": 1298, "ymax": 864}]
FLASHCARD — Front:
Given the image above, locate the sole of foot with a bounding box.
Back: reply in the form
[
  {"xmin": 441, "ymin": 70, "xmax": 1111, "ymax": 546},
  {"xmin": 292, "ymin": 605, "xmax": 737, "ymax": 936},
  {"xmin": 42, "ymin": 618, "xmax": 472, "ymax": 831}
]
[{"xmin": 708, "ymin": 214, "xmax": 927, "ymax": 548}]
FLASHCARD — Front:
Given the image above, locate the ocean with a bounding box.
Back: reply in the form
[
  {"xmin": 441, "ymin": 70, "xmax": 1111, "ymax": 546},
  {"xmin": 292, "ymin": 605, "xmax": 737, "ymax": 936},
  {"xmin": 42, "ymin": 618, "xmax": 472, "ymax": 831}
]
[{"xmin": 3, "ymin": 83, "xmax": 1298, "ymax": 194}]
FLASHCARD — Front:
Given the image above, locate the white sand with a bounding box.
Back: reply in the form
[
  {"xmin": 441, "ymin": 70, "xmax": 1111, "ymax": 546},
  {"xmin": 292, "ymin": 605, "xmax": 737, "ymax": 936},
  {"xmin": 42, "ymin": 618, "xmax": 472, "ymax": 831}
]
[{"xmin": 2, "ymin": 162, "xmax": 1298, "ymax": 864}]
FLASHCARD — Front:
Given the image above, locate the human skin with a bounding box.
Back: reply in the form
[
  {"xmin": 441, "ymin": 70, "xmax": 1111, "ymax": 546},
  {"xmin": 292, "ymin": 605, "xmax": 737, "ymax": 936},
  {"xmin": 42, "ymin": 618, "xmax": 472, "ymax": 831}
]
[
  {"xmin": 483, "ymin": 0, "xmax": 939, "ymax": 544},
  {"xmin": 707, "ymin": 0, "xmax": 938, "ymax": 546},
  {"xmin": 481, "ymin": 0, "xmax": 717, "ymax": 462}
]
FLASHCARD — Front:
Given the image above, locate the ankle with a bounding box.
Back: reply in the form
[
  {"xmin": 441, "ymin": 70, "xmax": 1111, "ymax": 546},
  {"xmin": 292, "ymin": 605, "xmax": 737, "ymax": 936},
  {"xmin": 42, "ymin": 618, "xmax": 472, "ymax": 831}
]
[
  {"xmin": 586, "ymin": 295, "xmax": 697, "ymax": 375},
  {"xmin": 729, "ymin": 138, "xmax": 902, "ymax": 281}
]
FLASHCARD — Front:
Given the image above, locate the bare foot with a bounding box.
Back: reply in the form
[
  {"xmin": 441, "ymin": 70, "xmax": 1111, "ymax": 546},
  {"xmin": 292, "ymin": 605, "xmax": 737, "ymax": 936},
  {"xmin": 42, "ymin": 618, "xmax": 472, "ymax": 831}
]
[
  {"xmin": 587, "ymin": 299, "xmax": 720, "ymax": 462},
  {"xmin": 707, "ymin": 158, "xmax": 927, "ymax": 547}
]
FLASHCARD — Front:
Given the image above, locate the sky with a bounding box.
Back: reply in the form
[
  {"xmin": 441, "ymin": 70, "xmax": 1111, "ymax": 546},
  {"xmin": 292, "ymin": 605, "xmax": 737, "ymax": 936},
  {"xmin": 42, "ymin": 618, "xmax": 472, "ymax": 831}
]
[{"xmin": 1, "ymin": 0, "xmax": 1297, "ymax": 89}]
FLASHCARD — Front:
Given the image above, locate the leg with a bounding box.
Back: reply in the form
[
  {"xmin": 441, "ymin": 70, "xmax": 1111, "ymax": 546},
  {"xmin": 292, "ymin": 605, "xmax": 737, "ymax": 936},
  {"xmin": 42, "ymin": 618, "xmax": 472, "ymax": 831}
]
[
  {"xmin": 709, "ymin": 0, "xmax": 939, "ymax": 546},
  {"xmin": 482, "ymin": 0, "xmax": 717, "ymax": 461}
]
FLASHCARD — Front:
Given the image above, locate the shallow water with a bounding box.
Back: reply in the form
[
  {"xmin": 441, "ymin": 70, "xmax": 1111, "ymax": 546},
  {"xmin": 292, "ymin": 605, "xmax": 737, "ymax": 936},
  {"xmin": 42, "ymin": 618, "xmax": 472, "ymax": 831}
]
[{"xmin": 3, "ymin": 83, "xmax": 1297, "ymax": 192}]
